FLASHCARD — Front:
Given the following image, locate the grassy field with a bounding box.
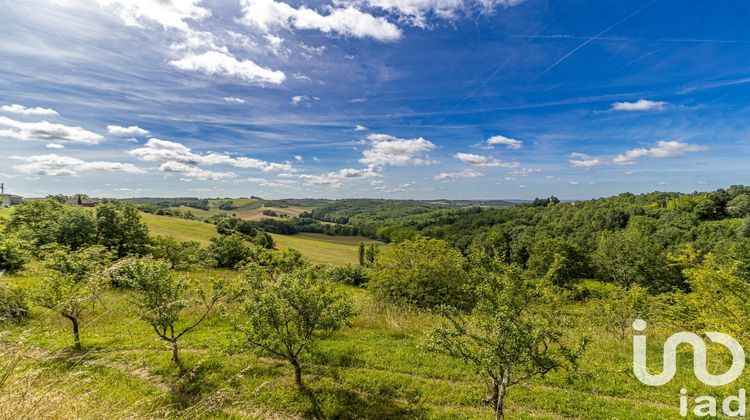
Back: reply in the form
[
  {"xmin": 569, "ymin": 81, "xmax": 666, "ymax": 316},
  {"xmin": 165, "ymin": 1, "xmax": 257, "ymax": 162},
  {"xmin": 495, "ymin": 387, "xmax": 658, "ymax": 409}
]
[
  {"xmin": 271, "ymin": 233, "xmax": 382, "ymax": 265},
  {"xmin": 140, "ymin": 213, "xmax": 218, "ymax": 245},
  {"xmin": 140, "ymin": 212, "xmax": 381, "ymax": 265},
  {"xmin": 2, "ymin": 263, "xmax": 738, "ymax": 419},
  {"xmin": 4, "ymin": 207, "xmax": 740, "ymax": 418}
]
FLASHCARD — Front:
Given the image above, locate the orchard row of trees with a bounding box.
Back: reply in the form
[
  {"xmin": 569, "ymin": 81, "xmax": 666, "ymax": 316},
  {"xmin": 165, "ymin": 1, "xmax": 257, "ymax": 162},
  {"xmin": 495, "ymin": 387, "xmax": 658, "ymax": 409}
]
[{"xmin": 2, "ymin": 228, "xmax": 354, "ymax": 390}]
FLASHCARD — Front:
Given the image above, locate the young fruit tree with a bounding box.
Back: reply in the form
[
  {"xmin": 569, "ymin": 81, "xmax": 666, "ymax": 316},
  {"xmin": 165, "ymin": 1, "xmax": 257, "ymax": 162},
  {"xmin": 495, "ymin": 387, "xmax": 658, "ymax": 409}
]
[
  {"xmin": 242, "ymin": 263, "xmax": 354, "ymax": 389},
  {"xmin": 34, "ymin": 246, "xmax": 113, "ymax": 350},
  {"xmin": 424, "ymin": 261, "xmax": 586, "ymax": 420},
  {"xmin": 124, "ymin": 258, "xmax": 228, "ymax": 370}
]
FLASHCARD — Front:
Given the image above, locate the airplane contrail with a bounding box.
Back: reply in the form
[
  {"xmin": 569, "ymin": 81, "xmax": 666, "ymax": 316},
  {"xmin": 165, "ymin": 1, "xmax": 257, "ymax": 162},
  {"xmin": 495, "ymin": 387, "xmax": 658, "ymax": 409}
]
[{"xmin": 537, "ymin": 0, "xmax": 658, "ymax": 78}]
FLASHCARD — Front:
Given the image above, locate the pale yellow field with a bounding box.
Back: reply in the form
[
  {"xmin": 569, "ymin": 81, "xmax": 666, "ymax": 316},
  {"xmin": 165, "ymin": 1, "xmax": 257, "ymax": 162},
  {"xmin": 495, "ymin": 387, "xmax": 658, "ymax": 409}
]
[{"xmin": 271, "ymin": 233, "xmax": 383, "ymax": 265}]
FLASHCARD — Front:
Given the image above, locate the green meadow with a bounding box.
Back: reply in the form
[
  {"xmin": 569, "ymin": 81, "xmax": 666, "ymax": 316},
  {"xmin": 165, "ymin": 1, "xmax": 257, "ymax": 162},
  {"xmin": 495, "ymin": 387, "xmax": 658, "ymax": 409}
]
[{"xmin": 4, "ymin": 188, "xmax": 750, "ymax": 419}]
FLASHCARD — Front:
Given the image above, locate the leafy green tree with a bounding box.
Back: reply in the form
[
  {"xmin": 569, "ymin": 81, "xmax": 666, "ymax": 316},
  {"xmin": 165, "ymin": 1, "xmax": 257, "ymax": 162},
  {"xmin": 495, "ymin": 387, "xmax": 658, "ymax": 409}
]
[
  {"xmin": 599, "ymin": 284, "xmax": 652, "ymax": 340},
  {"xmin": 56, "ymin": 206, "xmax": 96, "ymax": 250},
  {"xmin": 242, "ymin": 264, "xmax": 354, "ymax": 388},
  {"xmin": 527, "ymin": 238, "xmax": 587, "ymax": 288},
  {"xmin": 95, "ymin": 202, "xmax": 149, "ymax": 257},
  {"xmin": 326, "ymin": 264, "xmax": 369, "ymax": 286},
  {"xmin": 148, "ymin": 235, "xmax": 202, "ymax": 269},
  {"xmin": 592, "ymin": 228, "xmax": 681, "ymax": 292},
  {"xmin": 34, "ymin": 246, "xmax": 113, "ymax": 350},
  {"xmin": 370, "ymin": 238, "xmax": 471, "ymax": 309},
  {"xmin": 424, "ymin": 262, "xmax": 585, "ymax": 420},
  {"xmin": 203, "ymin": 233, "xmax": 254, "ymax": 268},
  {"xmin": 7, "ymin": 200, "xmax": 64, "ymax": 247},
  {"xmin": 365, "ymin": 243, "xmax": 378, "ymax": 265},
  {"xmin": 0, "ymin": 236, "xmax": 28, "ymax": 273},
  {"xmin": 127, "ymin": 258, "xmax": 228, "ymax": 369},
  {"xmin": 740, "ymin": 216, "xmax": 750, "ymax": 239},
  {"xmin": 680, "ymin": 252, "xmax": 750, "ymax": 343},
  {"xmin": 358, "ymin": 241, "xmax": 365, "ymax": 266},
  {"xmin": 728, "ymin": 194, "xmax": 750, "ymax": 217}
]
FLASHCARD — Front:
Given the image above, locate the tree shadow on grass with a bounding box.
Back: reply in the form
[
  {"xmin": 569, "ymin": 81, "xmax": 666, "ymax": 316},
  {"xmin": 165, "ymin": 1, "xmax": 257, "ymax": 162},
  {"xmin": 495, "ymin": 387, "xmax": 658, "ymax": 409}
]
[{"xmin": 302, "ymin": 383, "xmax": 426, "ymax": 420}]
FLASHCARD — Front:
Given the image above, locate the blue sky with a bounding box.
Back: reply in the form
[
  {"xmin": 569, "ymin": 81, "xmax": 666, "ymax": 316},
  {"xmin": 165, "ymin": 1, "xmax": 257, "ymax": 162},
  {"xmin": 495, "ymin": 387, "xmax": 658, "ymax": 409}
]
[{"xmin": 1, "ymin": 0, "xmax": 749, "ymax": 199}]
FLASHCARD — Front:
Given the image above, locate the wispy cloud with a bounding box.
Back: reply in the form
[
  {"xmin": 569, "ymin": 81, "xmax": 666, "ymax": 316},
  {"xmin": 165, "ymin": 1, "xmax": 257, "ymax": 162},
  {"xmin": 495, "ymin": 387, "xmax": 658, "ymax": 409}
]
[
  {"xmin": 435, "ymin": 168, "xmax": 484, "ymax": 182},
  {"xmin": 611, "ymin": 99, "xmax": 667, "ymax": 112}
]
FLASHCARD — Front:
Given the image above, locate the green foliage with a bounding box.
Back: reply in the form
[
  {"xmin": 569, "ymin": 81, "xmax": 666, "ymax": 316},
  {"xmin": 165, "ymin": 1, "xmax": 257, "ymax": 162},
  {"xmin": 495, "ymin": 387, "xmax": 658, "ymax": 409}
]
[
  {"xmin": 592, "ymin": 227, "xmax": 681, "ymax": 292},
  {"xmin": 55, "ymin": 206, "xmax": 96, "ymax": 250},
  {"xmin": 34, "ymin": 246, "xmax": 113, "ymax": 349},
  {"xmin": 424, "ymin": 262, "xmax": 585, "ymax": 419},
  {"xmin": 0, "ymin": 282, "xmax": 28, "ymax": 323},
  {"xmin": 203, "ymin": 233, "xmax": 254, "ymax": 268},
  {"xmin": 95, "ymin": 202, "xmax": 150, "ymax": 257},
  {"xmin": 148, "ymin": 235, "xmax": 202, "ymax": 269},
  {"xmin": 527, "ymin": 238, "xmax": 587, "ymax": 288},
  {"xmin": 7, "ymin": 200, "xmax": 66, "ymax": 247},
  {"xmin": 740, "ymin": 216, "xmax": 750, "ymax": 238},
  {"xmin": 242, "ymin": 264, "xmax": 354, "ymax": 388},
  {"xmin": 370, "ymin": 238, "xmax": 472, "ymax": 309},
  {"xmin": 127, "ymin": 258, "xmax": 227, "ymax": 368},
  {"xmin": 727, "ymin": 194, "xmax": 750, "ymax": 217},
  {"xmin": 0, "ymin": 236, "xmax": 28, "ymax": 273},
  {"xmin": 598, "ymin": 283, "xmax": 653, "ymax": 340},
  {"xmin": 326, "ymin": 264, "xmax": 369, "ymax": 286},
  {"xmin": 680, "ymin": 252, "xmax": 750, "ymax": 344}
]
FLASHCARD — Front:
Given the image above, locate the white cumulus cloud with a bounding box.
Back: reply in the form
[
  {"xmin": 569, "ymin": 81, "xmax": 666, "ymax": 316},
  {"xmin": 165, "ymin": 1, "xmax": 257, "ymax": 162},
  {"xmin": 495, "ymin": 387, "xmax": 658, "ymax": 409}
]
[
  {"xmin": 485, "ymin": 134, "xmax": 523, "ymax": 149},
  {"xmin": 107, "ymin": 124, "xmax": 149, "ymax": 136},
  {"xmin": 360, "ymin": 133, "xmax": 436, "ymax": 168},
  {"xmin": 568, "ymin": 152, "xmax": 604, "ymax": 168},
  {"xmin": 129, "ymin": 138, "xmax": 296, "ymax": 177},
  {"xmin": 97, "ymin": 0, "xmax": 211, "ymax": 31},
  {"xmin": 0, "ymin": 116, "xmax": 103, "ymax": 144},
  {"xmin": 239, "ymin": 0, "xmax": 402, "ymax": 42},
  {"xmin": 1, "ymin": 104, "xmax": 59, "ymax": 116},
  {"xmin": 613, "ymin": 140, "xmax": 708, "ymax": 165},
  {"xmin": 158, "ymin": 161, "xmax": 237, "ymax": 181},
  {"xmin": 170, "ymin": 51, "xmax": 286, "ymax": 85},
  {"xmin": 12, "ymin": 154, "xmax": 144, "ymax": 176}
]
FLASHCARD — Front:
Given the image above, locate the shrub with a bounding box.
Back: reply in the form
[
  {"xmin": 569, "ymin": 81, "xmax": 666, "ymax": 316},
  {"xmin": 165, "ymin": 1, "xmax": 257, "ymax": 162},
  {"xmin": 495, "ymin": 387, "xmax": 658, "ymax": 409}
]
[
  {"xmin": 527, "ymin": 238, "xmax": 587, "ymax": 288},
  {"xmin": 369, "ymin": 238, "xmax": 471, "ymax": 309},
  {"xmin": 0, "ymin": 237, "xmax": 28, "ymax": 273},
  {"xmin": 203, "ymin": 233, "xmax": 254, "ymax": 268},
  {"xmin": 148, "ymin": 235, "xmax": 202, "ymax": 269},
  {"xmin": 327, "ymin": 264, "xmax": 369, "ymax": 286},
  {"xmin": 0, "ymin": 283, "xmax": 28, "ymax": 323}
]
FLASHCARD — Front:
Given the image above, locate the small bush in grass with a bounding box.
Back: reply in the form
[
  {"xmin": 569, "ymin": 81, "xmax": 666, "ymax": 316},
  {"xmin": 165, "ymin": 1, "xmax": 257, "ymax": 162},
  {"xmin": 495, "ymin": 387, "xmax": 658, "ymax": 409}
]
[
  {"xmin": 148, "ymin": 235, "xmax": 202, "ymax": 269},
  {"xmin": 0, "ymin": 283, "xmax": 28, "ymax": 323},
  {"xmin": 326, "ymin": 264, "xmax": 369, "ymax": 286},
  {"xmin": 203, "ymin": 233, "xmax": 254, "ymax": 268},
  {"xmin": 369, "ymin": 238, "xmax": 472, "ymax": 309},
  {"xmin": 0, "ymin": 237, "xmax": 28, "ymax": 274}
]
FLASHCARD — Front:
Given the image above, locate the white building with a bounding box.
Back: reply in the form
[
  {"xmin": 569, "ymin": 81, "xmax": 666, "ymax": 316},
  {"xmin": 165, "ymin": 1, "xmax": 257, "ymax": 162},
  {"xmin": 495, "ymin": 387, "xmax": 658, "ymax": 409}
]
[{"xmin": 0, "ymin": 194, "xmax": 23, "ymax": 208}]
